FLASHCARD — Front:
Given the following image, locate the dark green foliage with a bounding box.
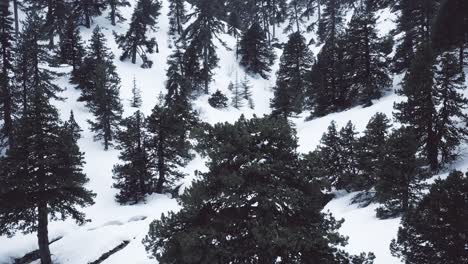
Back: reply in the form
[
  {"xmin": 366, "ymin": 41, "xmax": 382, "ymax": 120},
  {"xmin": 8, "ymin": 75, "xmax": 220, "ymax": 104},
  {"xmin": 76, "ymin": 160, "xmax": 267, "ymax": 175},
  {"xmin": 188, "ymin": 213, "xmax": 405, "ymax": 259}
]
[
  {"xmin": 390, "ymin": 170, "xmax": 468, "ymax": 264},
  {"xmin": 113, "ymin": 110, "xmax": 153, "ymax": 204},
  {"xmin": 344, "ymin": 3, "xmax": 392, "ymax": 106},
  {"xmin": 241, "ymin": 75, "xmax": 254, "ymax": 109},
  {"xmin": 0, "ymin": 84, "xmax": 95, "ymax": 264},
  {"xmin": 76, "ymin": 27, "xmax": 123, "ymax": 150},
  {"xmin": 182, "ymin": 0, "xmax": 224, "ymax": 94},
  {"xmin": 239, "ymin": 22, "xmax": 275, "ymax": 79},
  {"xmin": 131, "ymin": 77, "xmax": 142, "ymax": 108},
  {"xmin": 394, "ymin": 43, "xmax": 438, "ymax": 170},
  {"xmin": 433, "ymin": 52, "xmax": 468, "ymax": 165},
  {"xmin": 318, "ymin": 0, "xmax": 345, "ymax": 43},
  {"xmin": 271, "ymin": 32, "xmax": 313, "ymax": 117},
  {"xmin": 115, "ymin": 0, "xmax": 162, "ymax": 68},
  {"xmin": 208, "ymin": 90, "xmax": 228, "ymax": 108},
  {"xmin": 107, "ymin": 0, "xmax": 130, "ymax": 26},
  {"xmin": 354, "ymin": 113, "xmax": 391, "ymax": 204},
  {"xmin": 375, "ymin": 127, "xmax": 429, "ymax": 219},
  {"xmin": 143, "ymin": 115, "xmax": 374, "ymax": 263},
  {"xmin": 0, "ymin": 7, "xmax": 16, "ymax": 148},
  {"xmin": 226, "ymin": 11, "xmax": 240, "ymax": 37},
  {"xmin": 168, "ymin": 0, "xmax": 187, "ymax": 37},
  {"xmin": 70, "ymin": 0, "xmax": 107, "ymax": 28},
  {"xmin": 57, "ymin": 13, "xmax": 85, "ymax": 73}
]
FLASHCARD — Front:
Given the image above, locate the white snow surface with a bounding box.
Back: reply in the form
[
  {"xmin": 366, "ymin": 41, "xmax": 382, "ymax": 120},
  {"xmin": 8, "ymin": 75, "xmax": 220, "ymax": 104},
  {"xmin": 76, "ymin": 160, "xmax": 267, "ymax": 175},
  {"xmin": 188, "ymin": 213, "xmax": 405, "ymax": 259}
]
[{"xmin": 1, "ymin": 1, "xmax": 467, "ymax": 263}]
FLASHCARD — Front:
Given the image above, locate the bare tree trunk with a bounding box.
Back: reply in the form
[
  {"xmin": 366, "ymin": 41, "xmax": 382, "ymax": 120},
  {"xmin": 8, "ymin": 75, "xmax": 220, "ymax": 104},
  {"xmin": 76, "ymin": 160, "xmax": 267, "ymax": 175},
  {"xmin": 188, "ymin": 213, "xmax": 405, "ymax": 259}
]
[{"xmin": 38, "ymin": 202, "xmax": 52, "ymax": 264}]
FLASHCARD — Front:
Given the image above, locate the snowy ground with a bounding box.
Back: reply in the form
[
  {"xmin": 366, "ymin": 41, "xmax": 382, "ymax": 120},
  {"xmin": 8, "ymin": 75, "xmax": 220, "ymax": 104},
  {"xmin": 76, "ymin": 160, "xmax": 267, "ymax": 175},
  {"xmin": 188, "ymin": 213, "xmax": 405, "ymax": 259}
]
[{"xmin": 1, "ymin": 1, "xmax": 467, "ymax": 263}]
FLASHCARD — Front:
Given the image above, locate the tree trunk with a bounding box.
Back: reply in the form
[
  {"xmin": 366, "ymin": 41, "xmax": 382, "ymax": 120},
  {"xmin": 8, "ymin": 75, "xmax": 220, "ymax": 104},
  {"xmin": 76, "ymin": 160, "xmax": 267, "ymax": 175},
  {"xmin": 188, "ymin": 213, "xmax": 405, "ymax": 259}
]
[
  {"xmin": 13, "ymin": 0, "xmax": 19, "ymax": 37},
  {"xmin": 37, "ymin": 202, "xmax": 52, "ymax": 264},
  {"xmin": 132, "ymin": 45, "xmax": 137, "ymax": 64}
]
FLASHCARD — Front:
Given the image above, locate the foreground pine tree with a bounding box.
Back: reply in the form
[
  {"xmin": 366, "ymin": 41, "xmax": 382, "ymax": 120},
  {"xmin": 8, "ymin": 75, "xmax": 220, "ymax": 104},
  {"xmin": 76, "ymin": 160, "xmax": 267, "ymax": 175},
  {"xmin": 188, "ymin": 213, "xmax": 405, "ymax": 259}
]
[
  {"xmin": 239, "ymin": 22, "xmax": 275, "ymax": 79},
  {"xmin": 375, "ymin": 127, "xmax": 429, "ymax": 219},
  {"xmin": 143, "ymin": 115, "xmax": 375, "ymax": 263},
  {"xmin": 271, "ymin": 32, "xmax": 313, "ymax": 116},
  {"xmin": 390, "ymin": 170, "xmax": 468, "ymax": 264},
  {"xmin": 115, "ymin": 0, "xmax": 162, "ymax": 68},
  {"xmin": 0, "ymin": 88, "xmax": 95, "ymax": 264}
]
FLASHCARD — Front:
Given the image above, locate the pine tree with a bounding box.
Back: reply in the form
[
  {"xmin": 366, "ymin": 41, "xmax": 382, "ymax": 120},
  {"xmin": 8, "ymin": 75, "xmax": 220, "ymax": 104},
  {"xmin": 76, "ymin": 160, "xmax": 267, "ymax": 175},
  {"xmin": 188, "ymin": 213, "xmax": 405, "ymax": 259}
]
[
  {"xmin": 114, "ymin": 0, "xmax": 162, "ymax": 68},
  {"xmin": 433, "ymin": 52, "xmax": 468, "ymax": 165},
  {"xmin": 0, "ymin": 86, "xmax": 95, "ymax": 264},
  {"xmin": 0, "ymin": 7, "xmax": 16, "ymax": 148},
  {"xmin": 208, "ymin": 90, "xmax": 228, "ymax": 108},
  {"xmin": 107, "ymin": 0, "xmax": 130, "ymax": 26},
  {"xmin": 64, "ymin": 110, "xmax": 82, "ymax": 142},
  {"xmin": 238, "ymin": 22, "xmax": 275, "ymax": 79},
  {"xmin": 375, "ymin": 127, "xmax": 429, "ymax": 219},
  {"xmin": 86, "ymin": 62, "xmax": 123, "ymax": 150},
  {"xmin": 354, "ymin": 112, "xmax": 391, "ymax": 204},
  {"xmin": 130, "ymin": 77, "xmax": 142, "ymax": 108},
  {"xmin": 390, "ymin": 170, "xmax": 468, "ymax": 264},
  {"xmin": 113, "ymin": 110, "xmax": 153, "ymax": 204},
  {"xmin": 231, "ymin": 79, "xmax": 243, "ymax": 109},
  {"xmin": 338, "ymin": 121, "xmax": 359, "ymax": 192},
  {"xmin": 271, "ymin": 32, "xmax": 313, "ymax": 117},
  {"xmin": 394, "ymin": 43, "xmax": 438, "ymax": 171},
  {"xmin": 316, "ymin": 121, "xmax": 342, "ymax": 189},
  {"xmin": 182, "ymin": 0, "xmax": 225, "ymax": 94},
  {"xmin": 241, "ymin": 74, "xmax": 254, "ymax": 109},
  {"xmin": 317, "ymin": 0, "xmax": 345, "ymax": 43},
  {"xmin": 57, "ymin": 13, "xmax": 85, "ymax": 74},
  {"xmin": 143, "ymin": 115, "xmax": 375, "ymax": 263},
  {"xmin": 14, "ymin": 13, "xmax": 63, "ymax": 116},
  {"xmin": 70, "ymin": 0, "xmax": 107, "ymax": 28},
  {"xmin": 344, "ymin": 2, "xmax": 392, "ymax": 106},
  {"xmin": 168, "ymin": 0, "xmax": 187, "ymax": 38}
]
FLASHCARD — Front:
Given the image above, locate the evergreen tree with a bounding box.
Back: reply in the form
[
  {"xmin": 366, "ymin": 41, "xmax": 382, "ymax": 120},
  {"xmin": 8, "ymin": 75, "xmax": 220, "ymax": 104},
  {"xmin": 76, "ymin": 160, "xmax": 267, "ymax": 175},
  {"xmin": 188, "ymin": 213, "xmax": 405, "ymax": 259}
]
[
  {"xmin": 0, "ymin": 87, "xmax": 95, "ymax": 264},
  {"xmin": 168, "ymin": 0, "xmax": 187, "ymax": 38},
  {"xmin": 317, "ymin": 0, "xmax": 345, "ymax": 43},
  {"xmin": 226, "ymin": 11, "xmax": 241, "ymax": 37},
  {"xmin": 130, "ymin": 77, "xmax": 142, "ymax": 108},
  {"xmin": 113, "ymin": 110, "xmax": 153, "ymax": 204},
  {"xmin": 57, "ymin": 13, "xmax": 85, "ymax": 74},
  {"xmin": 70, "ymin": 0, "xmax": 107, "ymax": 28},
  {"xmin": 354, "ymin": 112, "xmax": 391, "ymax": 204},
  {"xmin": 0, "ymin": 7, "xmax": 16, "ymax": 148},
  {"xmin": 238, "ymin": 22, "xmax": 275, "ymax": 79},
  {"xmin": 344, "ymin": 2, "xmax": 392, "ymax": 106},
  {"xmin": 394, "ymin": 43, "xmax": 438, "ymax": 171},
  {"xmin": 434, "ymin": 52, "xmax": 468, "ymax": 165},
  {"xmin": 114, "ymin": 0, "xmax": 162, "ymax": 68},
  {"xmin": 182, "ymin": 0, "xmax": 225, "ymax": 94},
  {"xmin": 143, "ymin": 115, "xmax": 375, "ymax": 263},
  {"xmin": 390, "ymin": 170, "xmax": 468, "ymax": 264},
  {"xmin": 107, "ymin": 0, "xmax": 130, "ymax": 26},
  {"xmin": 271, "ymin": 32, "xmax": 313, "ymax": 117},
  {"xmin": 231, "ymin": 80, "xmax": 243, "ymax": 109},
  {"xmin": 338, "ymin": 121, "xmax": 360, "ymax": 192},
  {"xmin": 86, "ymin": 62, "xmax": 123, "ymax": 150},
  {"xmin": 316, "ymin": 121, "xmax": 342, "ymax": 189},
  {"xmin": 14, "ymin": 13, "xmax": 63, "ymax": 115},
  {"xmin": 64, "ymin": 110, "xmax": 82, "ymax": 142},
  {"xmin": 241, "ymin": 74, "xmax": 254, "ymax": 109},
  {"xmin": 208, "ymin": 90, "xmax": 228, "ymax": 108},
  {"xmin": 375, "ymin": 127, "xmax": 429, "ymax": 219}
]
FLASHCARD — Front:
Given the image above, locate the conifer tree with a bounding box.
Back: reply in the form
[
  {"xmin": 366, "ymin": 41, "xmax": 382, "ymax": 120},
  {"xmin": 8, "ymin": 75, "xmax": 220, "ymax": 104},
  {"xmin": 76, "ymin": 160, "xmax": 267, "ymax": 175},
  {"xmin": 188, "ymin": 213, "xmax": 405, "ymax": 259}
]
[
  {"xmin": 143, "ymin": 115, "xmax": 375, "ymax": 263},
  {"xmin": 208, "ymin": 90, "xmax": 228, "ymax": 108},
  {"xmin": 182, "ymin": 0, "xmax": 225, "ymax": 94},
  {"xmin": 114, "ymin": 0, "xmax": 162, "ymax": 68},
  {"xmin": 231, "ymin": 79, "xmax": 243, "ymax": 109},
  {"xmin": 316, "ymin": 121, "xmax": 342, "ymax": 189},
  {"xmin": 64, "ymin": 110, "xmax": 82, "ymax": 142},
  {"xmin": 390, "ymin": 170, "xmax": 468, "ymax": 264},
  {"xmin": 241, "ymin": 74, "xmax": 254, "ymax": 109},
  {"xmin": 57, "ymin": 13, "xmax": 85, "ymax": 74},
  {"xmin": 113, "ymin": 110, "xmax": 153, "ymax": 204},
  {"xmin": 354, "ymin": 112, "xmax": 391, "ymax": 204},
  {"xmin": 344, "ymin": 3, "xmax": 392, "ymax": 106},
  {"xmin": 238, "ymin": 22, "xmax": 275, "ymax": 79},
  {"xmin": 271, "ymin": 32, "xmax": 313, "ymax": 116},
  {"xmin": 107, "ymin": 0, "xmax": 130, "ymax": 26},
  {"xmin": 394, "ymin": 43, "xmax": 438, "ymax": 171},
  {"xmin": 0, "ymin": 85, "xmax": 95, "ymax": 264},
  {"xmin": 375, "ymin": 127, "xmax": 429, "ymax": 219},
  {"xmin": 14, "ymin": 13, "xmax": 63, "ymax": 115},
  {"xmin": 227, "ymin": 11, "xmax": 241, "ymax": 37},
  {"xmin": 130, "ymin": 77, "xmax": 142, "ymax": 108},
  {"xmin": 338, "ymin": 121, "xmax": 359, "ymax": 191},
  {"xmin": 71, "ymin": 0, "xmax": 107, "ymax": 28},
  {"xmin": 168, "ymin": 0, "xmax": 187, "ymax": 38},
  {"xmin": 433, "ymin": 52, "xmax": 468, "ymax": 165},
  {"xmin": 318, "ymin": 0, "xmax": 345, "ymax": 43},
  {"xmin": 0, "ymin": 7, "xmax": 16, "ymax": 148}
]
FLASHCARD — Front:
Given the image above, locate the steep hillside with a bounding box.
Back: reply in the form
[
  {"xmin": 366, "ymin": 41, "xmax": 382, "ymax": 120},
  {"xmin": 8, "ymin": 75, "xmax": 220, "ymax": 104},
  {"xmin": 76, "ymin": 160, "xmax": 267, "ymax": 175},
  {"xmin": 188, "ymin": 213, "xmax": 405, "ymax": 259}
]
[{"xmin": 0, "ymin": 1, "xmax": 467, "ymax": 263}]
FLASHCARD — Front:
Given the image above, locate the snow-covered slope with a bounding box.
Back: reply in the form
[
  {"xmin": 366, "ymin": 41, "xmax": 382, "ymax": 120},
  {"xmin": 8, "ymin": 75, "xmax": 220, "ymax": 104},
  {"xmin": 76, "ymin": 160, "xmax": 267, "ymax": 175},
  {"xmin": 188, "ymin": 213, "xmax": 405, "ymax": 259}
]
[{"xmin": 1, "ymin": 1, "xmax": 467, "ymax": 263}]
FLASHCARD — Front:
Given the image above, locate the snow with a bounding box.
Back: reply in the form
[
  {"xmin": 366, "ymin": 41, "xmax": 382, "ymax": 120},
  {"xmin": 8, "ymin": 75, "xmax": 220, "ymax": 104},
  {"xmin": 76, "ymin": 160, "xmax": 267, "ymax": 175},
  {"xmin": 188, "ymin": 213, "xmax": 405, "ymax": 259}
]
[{"xmin": 2, "ymin": 1, "xmax": 468, "ymax": 263}]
